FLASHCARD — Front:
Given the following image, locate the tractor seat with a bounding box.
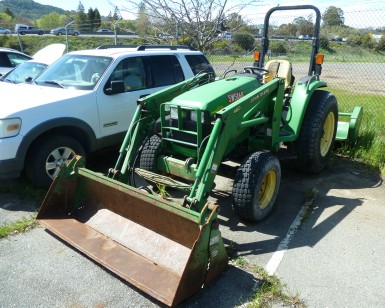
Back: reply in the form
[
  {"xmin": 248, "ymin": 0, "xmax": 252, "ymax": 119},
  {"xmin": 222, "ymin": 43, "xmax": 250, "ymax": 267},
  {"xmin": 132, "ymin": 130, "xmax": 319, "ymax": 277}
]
[{"xmin": 263, "ymin": 59, "xmax": 293, "ymax": 88}]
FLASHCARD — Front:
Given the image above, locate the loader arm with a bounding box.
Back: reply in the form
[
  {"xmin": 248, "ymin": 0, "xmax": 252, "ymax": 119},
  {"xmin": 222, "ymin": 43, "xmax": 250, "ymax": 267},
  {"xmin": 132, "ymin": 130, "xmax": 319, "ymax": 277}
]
[
  {"xmin": 109, "ymin": 72, "xmax": 215, "ymax": 182},
  {"xmin": 185, "ymin": 78, "xmax": 285, "ymax": 210}
]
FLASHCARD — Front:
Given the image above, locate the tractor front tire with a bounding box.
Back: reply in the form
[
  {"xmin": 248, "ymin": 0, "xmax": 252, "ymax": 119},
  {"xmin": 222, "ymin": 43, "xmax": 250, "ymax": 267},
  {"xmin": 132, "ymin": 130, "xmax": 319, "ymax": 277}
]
[
  {"xmin": 232, "ymin": 152, "xmax": 281, "ymax": 222},
  {"xmin": 296, "ymin": 90, "xmax": 338, "ymax": 173},
  {"xmin": 139, "ymin": 134, "xmax": 162, "ymax": 171}
]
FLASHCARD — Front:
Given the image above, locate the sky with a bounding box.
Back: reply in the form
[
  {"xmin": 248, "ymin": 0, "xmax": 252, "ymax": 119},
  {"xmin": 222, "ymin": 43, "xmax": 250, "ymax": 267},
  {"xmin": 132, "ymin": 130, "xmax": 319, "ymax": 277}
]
[{"xmin": 33, "ymin": 0, "xmax": 385, "ymax": 28}]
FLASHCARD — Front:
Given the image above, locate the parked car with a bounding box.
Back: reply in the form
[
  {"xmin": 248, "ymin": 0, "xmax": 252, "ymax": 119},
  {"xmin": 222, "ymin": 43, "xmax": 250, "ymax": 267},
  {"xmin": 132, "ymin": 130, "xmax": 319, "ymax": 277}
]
[
  {"xmin": 97, "ymin": 29, "xmax": 113, "ymax": 34},
  {"xmin": 0, "ymin": 43, "xmax": 66, "ymax": 84},
  {"xmin": 0, "ymin": 27, "xmax": 12, "ymax": 34},
  {"xmin": 331, "ymin": 36, "xmax": 342, "ymax": 42},
  {"xmin": 298, "ymin": 35, "xmax": 310, "ymax": 40},
  {"xmin": 0, "ymin": 45, "xmax": 215, "ymax": 187},
  {"xmin": 217, "ymin": 31, "xmax": 232, "ymax": 40},
  {"xmin": 50, "ymin": 27, "xmax": 80, "ymax": 36},
  {"xmin": 16, "ymin": 25, "xmax": 44, "ymax": 35},
  {"xmin": 0, "ymin": 48, "xmax": 32, "ymax": 75}
]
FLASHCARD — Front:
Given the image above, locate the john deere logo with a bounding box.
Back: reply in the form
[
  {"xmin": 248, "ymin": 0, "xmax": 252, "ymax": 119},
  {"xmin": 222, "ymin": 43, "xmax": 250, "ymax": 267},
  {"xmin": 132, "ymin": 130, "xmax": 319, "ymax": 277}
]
[{"xmin": 227, "ymin": 90, "xmax": 244, "ymax": 103}]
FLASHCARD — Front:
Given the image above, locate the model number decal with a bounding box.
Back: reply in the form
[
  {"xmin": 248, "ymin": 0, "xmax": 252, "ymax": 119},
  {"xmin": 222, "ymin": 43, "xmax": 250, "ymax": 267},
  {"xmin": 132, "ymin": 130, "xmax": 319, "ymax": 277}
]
[
  {"xmin": 250, "ymin": 88, "xmax": 270, "ymax": 103},
  {"xmin": 227, "ymin": 90, "xmax": 244, "ymax": 103}
]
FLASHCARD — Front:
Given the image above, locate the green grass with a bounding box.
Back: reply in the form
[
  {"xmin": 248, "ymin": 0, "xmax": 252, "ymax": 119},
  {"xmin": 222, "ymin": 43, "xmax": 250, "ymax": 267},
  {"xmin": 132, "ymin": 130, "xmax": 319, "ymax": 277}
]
[
  {"xmin": 0, "ymin": 215, "xmax": 38, "ymax": 238},
  {"xmin": 326, "ymin": 87, "xmax": 385, "ymax": 175},
  {"xmin": 228, "ymin": 245, "xmax": 305, "ymax": 307},
  {"xmin": 247, "ymin": 264, "xmax": 305, "ymax": 307},
  {"xmin": 0, "ymin": 177, "xmax": 47, "ymax": 201}
]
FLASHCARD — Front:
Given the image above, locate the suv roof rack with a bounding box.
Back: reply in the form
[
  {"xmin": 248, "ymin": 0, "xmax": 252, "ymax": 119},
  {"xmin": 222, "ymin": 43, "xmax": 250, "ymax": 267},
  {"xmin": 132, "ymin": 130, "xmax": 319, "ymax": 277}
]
[{"xmin": 96, "ymin": 44, "xmax": 197, "ymax": 51}]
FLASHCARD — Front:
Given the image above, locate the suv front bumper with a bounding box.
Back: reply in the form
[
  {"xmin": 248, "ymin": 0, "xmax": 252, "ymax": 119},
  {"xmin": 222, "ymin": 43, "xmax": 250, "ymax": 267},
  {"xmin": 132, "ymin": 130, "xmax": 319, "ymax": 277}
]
[
  {"xmin": 0, "ymin": 135, "xmax": 24, "ymax": 179},
  {"xmin": 0, "ymin": 158, "xmax": 23, "ymax": 179}
]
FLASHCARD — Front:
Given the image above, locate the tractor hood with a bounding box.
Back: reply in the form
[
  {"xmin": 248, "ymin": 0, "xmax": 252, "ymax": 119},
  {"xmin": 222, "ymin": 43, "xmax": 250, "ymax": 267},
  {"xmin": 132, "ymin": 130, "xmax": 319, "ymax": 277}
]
[
  {"xmin": 0, "ymin": 83, "xmax": 93, "ymax": 117},
  {"xmin": 170, "ymin": 75, "xmax": 262, "ymax": 114}
]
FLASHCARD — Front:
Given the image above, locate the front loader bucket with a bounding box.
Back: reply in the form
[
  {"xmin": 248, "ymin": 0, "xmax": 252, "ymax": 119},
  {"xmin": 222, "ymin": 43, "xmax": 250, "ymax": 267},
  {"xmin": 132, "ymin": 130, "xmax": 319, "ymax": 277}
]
[{"xmin": 37, "ymin": 158, "xmax": 228, "ymax": 307}]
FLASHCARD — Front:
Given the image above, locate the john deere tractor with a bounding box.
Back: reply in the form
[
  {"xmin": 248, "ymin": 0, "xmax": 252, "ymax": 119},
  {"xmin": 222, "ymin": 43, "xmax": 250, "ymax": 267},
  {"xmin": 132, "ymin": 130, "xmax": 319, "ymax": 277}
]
[{"xmin": 37, "ymin": 5, "xmax": 362, "ymax": 307}]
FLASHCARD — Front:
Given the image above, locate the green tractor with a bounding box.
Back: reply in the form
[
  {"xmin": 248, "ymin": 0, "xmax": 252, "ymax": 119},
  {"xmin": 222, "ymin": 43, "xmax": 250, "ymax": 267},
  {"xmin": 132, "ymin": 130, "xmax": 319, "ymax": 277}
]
[{"xmin": 37, "ymin": 5, "xmax": 362, "ymax": 307}]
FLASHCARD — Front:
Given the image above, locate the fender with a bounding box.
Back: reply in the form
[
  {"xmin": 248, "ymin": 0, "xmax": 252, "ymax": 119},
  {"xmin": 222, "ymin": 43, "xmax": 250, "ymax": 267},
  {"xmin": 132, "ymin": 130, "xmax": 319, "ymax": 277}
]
[
  {"xmin": 284, "ymin": 78, "xmax": 328, "ymax": 138},
  {"xmin": 15, "ymin": 117, "xmax": 99, "ymax": 167}
]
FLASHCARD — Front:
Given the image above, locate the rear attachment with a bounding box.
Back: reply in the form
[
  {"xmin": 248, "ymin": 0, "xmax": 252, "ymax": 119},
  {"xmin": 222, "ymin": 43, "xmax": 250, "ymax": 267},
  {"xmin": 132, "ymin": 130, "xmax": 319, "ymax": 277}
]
[{"xmin": 37, "ymin": 157, "xmax": 228, "ymax": 307}]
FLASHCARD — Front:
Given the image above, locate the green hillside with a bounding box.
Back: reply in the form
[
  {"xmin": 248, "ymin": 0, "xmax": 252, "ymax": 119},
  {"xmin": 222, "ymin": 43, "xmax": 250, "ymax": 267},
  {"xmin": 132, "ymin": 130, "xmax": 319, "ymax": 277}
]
[{"xmin": 0, "ymin": 0, "xmax": 67, "ymax": 20}]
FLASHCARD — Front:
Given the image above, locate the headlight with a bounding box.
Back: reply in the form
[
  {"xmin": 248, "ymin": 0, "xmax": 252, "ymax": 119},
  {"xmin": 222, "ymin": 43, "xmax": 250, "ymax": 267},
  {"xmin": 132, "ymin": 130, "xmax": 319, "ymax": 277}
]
[
  {"xmin": 0, "ymin": 118, "xmax": 22, "ymax": 138},
  {"xmin": 190, "ymin": 110, "xmax": 205, "ymax": 123},
  {"xmin": 170, "ymin": 107, "xmax": 178, "ymax": 119},
  {"xmin": 191, "ymin": 110, "xmax": 210, "ymax": 124}
]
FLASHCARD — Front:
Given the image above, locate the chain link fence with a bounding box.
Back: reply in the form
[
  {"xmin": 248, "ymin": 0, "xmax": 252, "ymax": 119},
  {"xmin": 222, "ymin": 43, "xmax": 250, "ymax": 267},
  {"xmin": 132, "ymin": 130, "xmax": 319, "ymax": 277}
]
[
  {"xmin": 1, "ymin": 7, "xmax": 384, "ymax": 137},
  {"xmin": 208, "ymin": 7, "xmax": 385, "ymax": 141}
]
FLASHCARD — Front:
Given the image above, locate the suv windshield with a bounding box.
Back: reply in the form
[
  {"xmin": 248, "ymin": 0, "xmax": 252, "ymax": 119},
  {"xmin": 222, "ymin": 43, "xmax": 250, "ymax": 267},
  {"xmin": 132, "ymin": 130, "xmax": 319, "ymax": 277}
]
[{"xmin": 34, "ymin": 54, "xmax": 112, "ymax": 90}]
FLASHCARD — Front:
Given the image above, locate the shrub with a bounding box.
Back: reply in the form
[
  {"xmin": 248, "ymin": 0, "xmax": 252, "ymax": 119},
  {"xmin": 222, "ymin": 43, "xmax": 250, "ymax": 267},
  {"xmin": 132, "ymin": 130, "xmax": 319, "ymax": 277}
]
[
  {"xmin": 232, "ymin": 32, "xmax": 255, "ymax": 51},
  {"xmin": 269, "ymin": 41, "xmax": 287, "ymax": 54},
  {"xmin": 375, "ymin": 36, "xmax": 385, "ymax": 51},
  {"xmin": 319, "ymin": 34, "xmax": 330, "ymax": 50}
]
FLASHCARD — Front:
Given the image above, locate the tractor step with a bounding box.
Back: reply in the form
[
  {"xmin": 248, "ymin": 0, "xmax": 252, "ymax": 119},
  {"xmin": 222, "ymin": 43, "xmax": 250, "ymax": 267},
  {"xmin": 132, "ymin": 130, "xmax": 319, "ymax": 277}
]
[{"xmin": 135, "ymin": 168, "xmax": 192, "ymax": 191}]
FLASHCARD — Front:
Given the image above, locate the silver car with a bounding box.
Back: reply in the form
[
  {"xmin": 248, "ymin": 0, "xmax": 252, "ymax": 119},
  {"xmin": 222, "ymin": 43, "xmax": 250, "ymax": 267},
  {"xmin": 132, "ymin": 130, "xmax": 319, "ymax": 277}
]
[
  {"xmin": 50, "ymin": 27, "xmax": 80, "ymax": 36},
  {"xmin": 0, "ymin": 27, "xmax": 11, "ymax": 34}
]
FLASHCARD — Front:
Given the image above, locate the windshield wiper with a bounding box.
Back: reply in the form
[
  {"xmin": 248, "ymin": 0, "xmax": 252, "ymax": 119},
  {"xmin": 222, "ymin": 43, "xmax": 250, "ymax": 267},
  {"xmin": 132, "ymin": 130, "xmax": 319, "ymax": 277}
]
[
  {"xmin": 4, "ymin": 79, "xmax": 16, "ymax": 84},
  {"xmin": 44, "ymin": 80, "xmax": 65, "ymax": 88}
]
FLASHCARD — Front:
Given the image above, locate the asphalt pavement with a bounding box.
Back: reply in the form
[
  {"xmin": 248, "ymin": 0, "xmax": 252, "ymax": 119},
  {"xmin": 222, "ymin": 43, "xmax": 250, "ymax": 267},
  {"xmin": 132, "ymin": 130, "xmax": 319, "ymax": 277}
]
[{"xmin": 1, "ymin": 157, "xmax": 384, "ymax": 307}]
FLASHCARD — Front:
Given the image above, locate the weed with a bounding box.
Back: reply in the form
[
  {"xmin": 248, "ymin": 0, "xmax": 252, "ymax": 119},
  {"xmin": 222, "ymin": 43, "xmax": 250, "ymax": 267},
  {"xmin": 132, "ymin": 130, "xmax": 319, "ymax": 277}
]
[
  {"xmin": 0, "ymin": 177, "xmax": 47, "ymax": 201},
  {"xmin": 228, "ymin": 250, "xmax": 305, "ymax": 307},
  {"xmin": 233, "ymin": 256, "xmax": 248, "ymax": 267},
  {"xmin": 248, "ymin": 266, "xmax": 306, "ymax": 308},
  {"xmin": 156, "ymin": 184, "xmax": 171, "ymax": 199},
  {"xmin": 0, "ymin": 215, "xmax": 38, "ymax": 239}
]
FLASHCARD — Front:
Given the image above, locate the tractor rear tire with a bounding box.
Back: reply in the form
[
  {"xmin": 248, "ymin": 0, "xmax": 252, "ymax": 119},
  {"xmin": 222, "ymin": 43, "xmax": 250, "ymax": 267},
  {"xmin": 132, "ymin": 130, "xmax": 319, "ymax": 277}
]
[
  {"xmin": 296, "ymin": 90, "xmax": 338, "ymax": 173},
  {"xmin": 232, "ymin": 152, "xmax": 281, "ymax": 222},
  {"xmin": 139, "ymin": 134, "xmax": 162, "ymax": 171}
]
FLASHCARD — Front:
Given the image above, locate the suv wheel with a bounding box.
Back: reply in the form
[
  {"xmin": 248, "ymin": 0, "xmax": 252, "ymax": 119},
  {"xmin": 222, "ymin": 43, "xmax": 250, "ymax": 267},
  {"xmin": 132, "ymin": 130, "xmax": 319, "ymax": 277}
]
[{"xmin": 25, "ymin": 135, "xmax": 86, "ymax": 188}]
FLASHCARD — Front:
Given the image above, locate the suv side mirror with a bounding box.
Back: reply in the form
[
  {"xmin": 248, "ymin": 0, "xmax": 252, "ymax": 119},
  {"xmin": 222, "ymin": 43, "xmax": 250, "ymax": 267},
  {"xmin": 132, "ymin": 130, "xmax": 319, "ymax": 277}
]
[{"xmin": 105, "ymin": 80, "xmax": 125, "ymax": 95}]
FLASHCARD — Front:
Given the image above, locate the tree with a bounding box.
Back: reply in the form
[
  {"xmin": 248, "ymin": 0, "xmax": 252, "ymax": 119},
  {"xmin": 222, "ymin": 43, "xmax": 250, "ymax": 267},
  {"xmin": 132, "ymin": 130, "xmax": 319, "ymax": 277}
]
[
  {"xmin": 75, "ymin": 1, "xmax": 88, "ymax": 32},
  {"xmin": 293, "ymin": 16, "xmax": 313, "ymax": 36},
  {"xmin": 37, "ymin": 12, "xmax": 66, "ymax": 29},
  {"xmin": 0, "ymin": 12, "xmax": 13, "ymax": 25},
  {"xmin": 376, "ymin": 36, "xmax": 385, "ymax": 51},
  {"xmin": 93, "ymin": 9, "xmax": 101, "ymax": 30},
  {"xmin": 4, "ymin": 8, "xmax": 15, "ymax": 19},
  {"xmin": 87, "ymin": 8, "xmax": 101, "ymax": 31},
  {"xmin": 135, "ymin": 2, "xmax": 150, "ymax": 37},
  {"xmin": 232, "ymin": 32, "xmax": 255, "ymax": 50},
  {"xmin": 113, "ymin": 6, "xmax": 121, "ymax": 21},
  {"xmin": 275, "ymin": 23, "xmax": 298, "ymax": 37},
  {"xmin": 125, "ymin": 0, "xmax": 260, "ymax": 51},
  {"xmin": 322, "ymin": 6, "xmax": 344, "ymax": 27}
]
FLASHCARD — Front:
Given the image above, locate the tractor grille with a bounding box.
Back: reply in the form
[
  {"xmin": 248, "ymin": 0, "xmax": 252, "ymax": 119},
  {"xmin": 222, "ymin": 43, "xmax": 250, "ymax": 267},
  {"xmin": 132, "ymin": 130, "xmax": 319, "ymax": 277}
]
[{"xmin": 160, "ymin": 105, "xmax": 211, "ymax": 148}]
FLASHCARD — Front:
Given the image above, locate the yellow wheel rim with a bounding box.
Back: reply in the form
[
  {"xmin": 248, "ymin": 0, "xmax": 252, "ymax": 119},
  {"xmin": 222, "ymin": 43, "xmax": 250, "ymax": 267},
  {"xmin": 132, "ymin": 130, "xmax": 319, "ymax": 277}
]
[
  {"xmin": 320, "ymin": 112, "xmax": 335, "ymax": 157},
  {"xmin": 259, "ymin": 170, "xmax": 277, "ymax": 209}
]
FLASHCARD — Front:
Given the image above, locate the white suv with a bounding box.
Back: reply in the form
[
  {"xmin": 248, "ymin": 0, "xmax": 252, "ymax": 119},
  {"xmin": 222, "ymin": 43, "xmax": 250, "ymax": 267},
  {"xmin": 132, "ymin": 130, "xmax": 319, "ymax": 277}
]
[{"xmin": 0, "ymin": 45, "xmax": 215, "ymax": 187}]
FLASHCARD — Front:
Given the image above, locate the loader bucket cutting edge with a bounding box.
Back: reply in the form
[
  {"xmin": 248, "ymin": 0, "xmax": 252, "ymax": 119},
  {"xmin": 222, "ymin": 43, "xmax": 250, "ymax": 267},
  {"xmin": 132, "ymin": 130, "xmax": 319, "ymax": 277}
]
[{"xmin": 37, "ymin": 164, "xmax": 228, "ymax": 306}]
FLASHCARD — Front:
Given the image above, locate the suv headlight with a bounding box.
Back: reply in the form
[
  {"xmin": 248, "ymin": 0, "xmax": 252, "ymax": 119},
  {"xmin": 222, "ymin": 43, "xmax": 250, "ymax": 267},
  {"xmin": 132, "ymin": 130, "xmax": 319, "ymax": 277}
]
[{"xmin": 0, "ymin": 118, "xmax": 22, "ymax": 138}]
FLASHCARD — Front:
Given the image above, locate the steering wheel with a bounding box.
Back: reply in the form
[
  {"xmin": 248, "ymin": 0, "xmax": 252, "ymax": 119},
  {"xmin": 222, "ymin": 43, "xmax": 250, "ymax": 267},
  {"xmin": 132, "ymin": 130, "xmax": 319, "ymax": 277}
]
[{"xmin": 243, "ymin": 66, "xmax": 269, "ymax": 75}]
